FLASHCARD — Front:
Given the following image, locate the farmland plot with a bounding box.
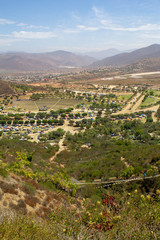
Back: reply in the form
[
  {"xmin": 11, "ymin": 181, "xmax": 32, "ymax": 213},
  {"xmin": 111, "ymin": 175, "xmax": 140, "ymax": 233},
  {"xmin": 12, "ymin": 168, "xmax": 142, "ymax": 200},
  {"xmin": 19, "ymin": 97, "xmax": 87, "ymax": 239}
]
[
  {"xmin": 10, "ymin": 98, "xmax": 82, "ymax": 112},
  {"xmin": 11, "ymin": 100, "xmax": 38, "ymax": 112},
  {"xmin": 36, "ymin": 98, "xmax": 59, "ymax": 109}
]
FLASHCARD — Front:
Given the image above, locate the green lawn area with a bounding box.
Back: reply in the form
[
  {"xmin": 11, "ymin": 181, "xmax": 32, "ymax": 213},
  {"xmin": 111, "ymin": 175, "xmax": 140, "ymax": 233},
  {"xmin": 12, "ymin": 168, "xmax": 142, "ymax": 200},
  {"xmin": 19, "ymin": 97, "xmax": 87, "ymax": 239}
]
[
  {"xmin": 117, "ymin": 94, "xmax": 133, "ymax": 101},
  {"xmin": 140, "ymin": 97, "xmax": 160, "ymax": 108},
  {"xmin": 153, "ymin": 90, "xmax": 160, "ymax": 96},
  {"xmin": 146, "ymin": 90, "xmax": 160, "ymax": 96}
]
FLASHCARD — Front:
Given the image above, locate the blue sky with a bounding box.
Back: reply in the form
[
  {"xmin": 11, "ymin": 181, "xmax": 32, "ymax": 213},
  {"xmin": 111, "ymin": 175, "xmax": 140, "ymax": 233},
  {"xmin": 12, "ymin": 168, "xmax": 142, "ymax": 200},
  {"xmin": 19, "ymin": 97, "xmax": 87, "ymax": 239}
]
[{"xmin": 0, "ymin": 0, "xmax": 160, "ymax": 53}]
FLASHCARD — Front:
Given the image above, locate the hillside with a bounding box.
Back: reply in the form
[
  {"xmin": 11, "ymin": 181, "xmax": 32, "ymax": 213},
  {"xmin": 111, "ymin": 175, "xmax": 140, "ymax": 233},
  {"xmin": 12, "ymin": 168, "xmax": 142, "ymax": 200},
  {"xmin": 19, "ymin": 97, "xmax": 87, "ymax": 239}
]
[
  {"xmin": 123, "ymin": 57, "xmax": 160, "ymax": 73},
  {"xmin": 84, "ymin": 48, "xmax": 121, "ymax": 60},
  {"xmin": 91, "ymin": 44, "xmax": 160, "ymax": 67},
  {"xmin": 0, "ymin": 137, "xmax": 159, "ymax": 239},
  {"xmin": 0, "ymin": 80, "xmax": 15, "ymax": 95},
  {"xmin": 0, "ymin": 97, "xmax": 160, "ymax": 238},
  {"xmin": 0, "ymin": 51, "xmax": 95, "ymax": 72}
]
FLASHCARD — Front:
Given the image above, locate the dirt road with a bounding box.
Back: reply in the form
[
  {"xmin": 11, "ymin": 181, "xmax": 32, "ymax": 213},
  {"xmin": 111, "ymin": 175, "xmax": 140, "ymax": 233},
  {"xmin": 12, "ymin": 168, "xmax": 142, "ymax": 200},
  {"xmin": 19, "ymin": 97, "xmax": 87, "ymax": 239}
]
[
  {"xmin": 113, "ymin": 93, "xmax": 142, "ymax": 115},
  {"xmin": 130, "ymin": 94, "xmax": 145, "ymax": 112},
  {"xmin": 113, "ymin": 93, "xmax": 159, "ymax": 122},
  {"xmin": 50, "ymin": 133, "xmax": 66, "ymax": 162}
]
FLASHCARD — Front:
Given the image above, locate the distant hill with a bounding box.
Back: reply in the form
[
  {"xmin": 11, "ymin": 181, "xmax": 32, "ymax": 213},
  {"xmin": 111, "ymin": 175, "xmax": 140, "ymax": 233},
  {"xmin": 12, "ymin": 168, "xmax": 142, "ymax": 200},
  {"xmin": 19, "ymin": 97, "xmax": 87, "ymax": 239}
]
[
  {"xmin": 123, "ymin": 57, "xmax": 160, "ymax": 73},
  {"xmin": 91, "ymin": 44, "xmax": 160, "ymax": 67},
  {"xmin": 83, "ymin": 48, "xmax": 121, "ymax": 60},
  {"xmin": 2, "ymin": 44, "xmax": 160, "ymax": 73},
  {"xmin": 0, "ymin": 51, "xmax": 96, "ymax": 72}
]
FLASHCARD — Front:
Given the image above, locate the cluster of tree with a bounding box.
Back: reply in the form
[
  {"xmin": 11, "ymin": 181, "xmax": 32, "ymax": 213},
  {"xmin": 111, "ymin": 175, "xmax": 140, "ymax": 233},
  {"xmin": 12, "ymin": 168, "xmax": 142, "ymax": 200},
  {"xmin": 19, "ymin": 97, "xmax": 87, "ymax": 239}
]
[
  {"xmin": 112, "ymin": 111, "xmax": 154, "ymax": 123},
  {"xmin": 0, "ymin": 118, "xmax": 64, "ymax": 126},
  {"xmin": 11, "ymin": 84, "xmax": 34, "ymax": 93},
  {"xmin": 30, "ymin": 93, "xmax": 53, "ymax": 100},
  {"xmin": 89, "ymin": 101, "xmax": 121, "ymax": 111},
  {"xmin": 47, "ymin": 128, "xmax": 64, "ymax": 140},
  {"xmin": 0, "ymin": 108, "xmax": 75, "ymax": 126},
  {"xmin": 39, "ymin": 128, "xmax": 65, "ymax": 141}
]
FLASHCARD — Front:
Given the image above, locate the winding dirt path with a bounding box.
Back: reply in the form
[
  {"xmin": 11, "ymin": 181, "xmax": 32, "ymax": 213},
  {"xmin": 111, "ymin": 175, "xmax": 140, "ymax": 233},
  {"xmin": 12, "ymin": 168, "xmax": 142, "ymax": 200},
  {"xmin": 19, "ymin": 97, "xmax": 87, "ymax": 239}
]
[
  {"xmin": 50, "ymin": 133, "xmax": 66, "ymax": 162},
  {"xmin": 121, "ymin": 157, "xmax": 130, "ymax": 168},
  {"xmin": 152, "ymin": 111, "xmax": 158, "ymax": 122},
  {"xmin": 49, "ymin": 120, "xmax": 82, "ymax": 162}
]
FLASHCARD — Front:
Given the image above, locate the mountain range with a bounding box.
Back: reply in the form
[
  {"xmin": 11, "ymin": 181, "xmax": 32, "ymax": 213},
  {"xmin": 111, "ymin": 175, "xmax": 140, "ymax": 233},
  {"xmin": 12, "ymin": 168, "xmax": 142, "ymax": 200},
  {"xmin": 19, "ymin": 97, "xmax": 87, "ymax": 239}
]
[
  {"xmin": 0, "ymin": 44, "xmax": 160, "ymax": 72},
  {"xmin": 91, "ymin": 44, "xmax": 160, "ymax": 68},
  {"xmin": 0, "ymin": 51, "xmax": 95, "ymax": 72},
  {"xmin": 80, "ymin": 48, "xmax": 121, "ymax": 60}
]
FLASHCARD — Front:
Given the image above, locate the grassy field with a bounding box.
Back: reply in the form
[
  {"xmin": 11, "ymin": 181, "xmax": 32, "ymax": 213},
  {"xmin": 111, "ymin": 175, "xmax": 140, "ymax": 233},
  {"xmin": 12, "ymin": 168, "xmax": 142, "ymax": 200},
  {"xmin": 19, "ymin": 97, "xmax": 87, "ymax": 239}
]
[
  {"xmin": 153, "ymin": 90, "xmax": 160, "ymax": 96},
  {"xmin": 117, "ymin": 94, "xmax": 133, "ymax": 101},
  {"xmin": 140, "ymin": 97, "xmax": 160, "ymax": 108},
  {"xmin": 7, "ymin": 98, "xmax": 82, "ymax": 112}
]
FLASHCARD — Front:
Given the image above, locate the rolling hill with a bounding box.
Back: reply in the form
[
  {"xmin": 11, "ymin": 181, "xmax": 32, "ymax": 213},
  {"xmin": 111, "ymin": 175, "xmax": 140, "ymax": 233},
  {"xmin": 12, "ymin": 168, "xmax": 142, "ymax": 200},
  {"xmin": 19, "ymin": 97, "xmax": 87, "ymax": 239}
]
[
  {"xmin": 1, "ymin": 44, "xmax": 160, "ymax": 73},
  {"xmin": 91, "ymin": 44, "xmax": 160, "ymax": 68},
  {"xmin": 123, "ymin": 57, "xmax": 160, "ymax": 73},
  {"xmin": 0, "ymin": 51, "xmax": 96, "ymax": 72},
  {"xmin": 83, "ymin": 48, "xmax": 121, "ymax": 60}
]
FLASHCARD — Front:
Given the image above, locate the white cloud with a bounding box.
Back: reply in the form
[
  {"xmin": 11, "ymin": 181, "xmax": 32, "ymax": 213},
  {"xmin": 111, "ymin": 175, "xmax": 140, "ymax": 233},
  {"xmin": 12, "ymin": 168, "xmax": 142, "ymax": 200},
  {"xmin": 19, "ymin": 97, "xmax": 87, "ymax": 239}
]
[
  {"xmin": 12, "ymin": 31, "xmax": 56, "ymax": 39},
  {"xmin": 71, "ymin": 13, "xmax": 81, "ymax": 22},
  {"xmin": 101, "ymin": 19, "xmax": 115, "ymax": 26},
  {"xmin": 92, "ymin": 6, "xmax": 104, "ymax": 19},
  {"xmin": 63, "ymin": 22, "xmax": 160, "ymax": 34},
  {"xmin": 136, "ymin": 23, "xmax": 160, "ymax": 31},
  {"xmin": 64, "ymin": 29, "xmax": 81, "ymax": 34},
  {"xmin": 77, "ymin": 25, "xmax": 99, "ymax": 31},
  {"xmin": 0, "ymin": 38, "xmax": 22, "ymax": 46},
  {"xmin": 64, "ymin": 25, "xmax": 99, "ymax": 34},
  {"xmin": 17, "ymin": 23, "xmax": 49, "ymax": 30},
  {"xmin": 0, "ymin": 17, "xmax": 50, "ymax": 32},
  {"xmin": 25, "ymin": 25, "xmax": 49, "ymax": 30},
  {"xmin": 0, "ymin": 18, "xmax": 15, "ymax": 25},
  {"xmin": 102, "ymin": 23, "xmax": 160, "ymax": 32},
  {"xmin": 17, "ymin": 23, "xmax": 28, "ymax": 27},
  {"xmin": 141, "ymin": 33, "xmax": 160, "ymax": 39},
  {"xmin": 91, "ymin": 6, "xmax": 160, "ymax": 33}
]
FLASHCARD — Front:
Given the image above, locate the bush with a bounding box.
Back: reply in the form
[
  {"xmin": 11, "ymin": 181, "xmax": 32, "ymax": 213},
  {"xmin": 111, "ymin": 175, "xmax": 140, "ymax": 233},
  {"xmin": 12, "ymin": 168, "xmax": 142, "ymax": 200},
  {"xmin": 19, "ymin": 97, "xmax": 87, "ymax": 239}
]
[
  {"xmin": 0, "ymin": 168, "xmax": 8, "ymax": 178},
  {"xmin": 22, "ymin": 181, "xmax": 36, "ymax": 195}
]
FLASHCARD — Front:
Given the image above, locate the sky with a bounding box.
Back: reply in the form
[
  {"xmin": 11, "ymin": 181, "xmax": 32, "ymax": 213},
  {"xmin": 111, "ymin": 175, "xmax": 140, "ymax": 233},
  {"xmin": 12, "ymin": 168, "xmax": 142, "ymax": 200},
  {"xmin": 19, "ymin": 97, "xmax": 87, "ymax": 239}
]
[{"xmin": 0, "ymin": 0, "xmax": 160, "ymax": 53}]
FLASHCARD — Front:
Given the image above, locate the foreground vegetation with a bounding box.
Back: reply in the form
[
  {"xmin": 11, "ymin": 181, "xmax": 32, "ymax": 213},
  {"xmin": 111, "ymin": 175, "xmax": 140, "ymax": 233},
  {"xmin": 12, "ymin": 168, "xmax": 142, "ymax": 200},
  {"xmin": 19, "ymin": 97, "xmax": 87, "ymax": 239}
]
[
  {"xmin": 0, "ymin": 181, "xmax": 159, "ymax": 239},
  {"xmin": 0, "ymin": 84, "xmax": 160, "ymax": 239},
  {"xmin": 0, "ymin": 113, "xmax": 160, "ymax": 239}
]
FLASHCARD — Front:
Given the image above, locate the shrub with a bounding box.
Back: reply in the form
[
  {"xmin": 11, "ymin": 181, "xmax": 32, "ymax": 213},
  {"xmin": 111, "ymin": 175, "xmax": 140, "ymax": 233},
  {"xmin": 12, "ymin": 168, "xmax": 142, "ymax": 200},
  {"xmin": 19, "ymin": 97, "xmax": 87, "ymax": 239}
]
[
  {"xmin": 0, "ymin": 167, "xmax": 8, "ymax": 178},
  {"xmin": 22, "ymin": 181, "xmax": 36, "ymax": 195}
]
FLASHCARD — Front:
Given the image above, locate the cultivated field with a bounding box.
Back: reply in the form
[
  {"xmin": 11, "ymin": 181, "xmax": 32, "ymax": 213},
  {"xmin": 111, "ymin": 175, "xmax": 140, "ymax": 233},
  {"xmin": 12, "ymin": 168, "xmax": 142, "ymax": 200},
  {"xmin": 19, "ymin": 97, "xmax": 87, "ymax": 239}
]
[{"xmin": 9, "ymin": 98, "xmax": 82, "ymax": 112}]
